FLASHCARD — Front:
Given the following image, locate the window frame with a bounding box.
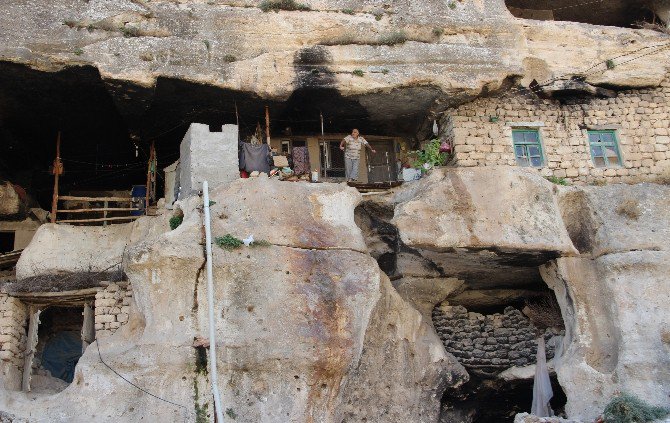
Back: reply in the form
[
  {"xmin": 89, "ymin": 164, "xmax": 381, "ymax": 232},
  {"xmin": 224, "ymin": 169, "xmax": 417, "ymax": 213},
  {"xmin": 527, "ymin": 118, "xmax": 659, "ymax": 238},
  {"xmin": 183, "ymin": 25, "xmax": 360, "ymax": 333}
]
[
  {"xmin": 587, "ymin": 130, "xmax": 622, "ymax": 168},
  {"xmin": 511, "ymin": 128, "xmax": 545, "ymax": 168}
]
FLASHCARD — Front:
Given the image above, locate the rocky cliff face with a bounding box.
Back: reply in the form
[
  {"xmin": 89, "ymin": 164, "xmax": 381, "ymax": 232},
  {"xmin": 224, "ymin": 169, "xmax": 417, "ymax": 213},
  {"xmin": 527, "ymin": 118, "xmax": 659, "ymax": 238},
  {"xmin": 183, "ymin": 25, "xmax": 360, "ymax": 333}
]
[
  {"xmin": 2, "ymin": 0, "xmax": 669, "ymax": 135},
  {"xmin": 6, "ymin": 169, "xmax": 669, "ymax": 422}
]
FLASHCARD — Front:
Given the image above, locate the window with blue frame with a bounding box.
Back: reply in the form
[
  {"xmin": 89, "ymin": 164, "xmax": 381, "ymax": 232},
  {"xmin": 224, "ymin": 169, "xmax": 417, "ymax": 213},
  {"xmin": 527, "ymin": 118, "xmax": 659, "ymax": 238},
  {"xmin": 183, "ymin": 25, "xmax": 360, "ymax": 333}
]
[
  {"xmin": 512, "ymin": 129, "xmax": 544, "ymax": 167},
  {"xmin": 588, "ymin": 130, "xmax": 622, "ymax": 167}
]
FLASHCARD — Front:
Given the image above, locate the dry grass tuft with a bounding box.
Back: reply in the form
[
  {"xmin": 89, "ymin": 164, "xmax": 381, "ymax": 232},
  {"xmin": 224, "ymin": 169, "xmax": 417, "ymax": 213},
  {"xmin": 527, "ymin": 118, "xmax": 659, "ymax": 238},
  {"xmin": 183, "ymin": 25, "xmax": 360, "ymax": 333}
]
[
  {"xmin": 616, "ymin": 199, "xmax": 641, "ymax": 220},
  {"xmin": 524, "ymin": 295, "xmax": 564, "ymax": 330}
]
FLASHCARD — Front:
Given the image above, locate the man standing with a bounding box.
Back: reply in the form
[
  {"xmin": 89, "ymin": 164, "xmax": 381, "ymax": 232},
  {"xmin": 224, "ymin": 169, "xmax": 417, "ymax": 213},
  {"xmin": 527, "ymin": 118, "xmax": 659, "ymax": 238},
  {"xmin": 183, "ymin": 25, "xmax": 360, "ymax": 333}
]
[{"xmin": 340, "ymin": 129, "xmax": 375, "ymax": 182}]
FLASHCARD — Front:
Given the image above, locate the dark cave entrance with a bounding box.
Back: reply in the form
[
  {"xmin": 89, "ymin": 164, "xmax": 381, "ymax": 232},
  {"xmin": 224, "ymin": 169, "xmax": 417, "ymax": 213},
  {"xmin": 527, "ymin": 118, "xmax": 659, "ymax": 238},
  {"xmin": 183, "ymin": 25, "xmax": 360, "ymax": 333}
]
[
  {"xmin": 34, "ymin": 306, "xmax": 85, "ymax": 385},
  {"xmin": 0, "ymin": 62, "xmax": 424, "ymax": 212},
  {"xmin": 505, "ymin": 0, "xmax": 656, "ymax": 28}
]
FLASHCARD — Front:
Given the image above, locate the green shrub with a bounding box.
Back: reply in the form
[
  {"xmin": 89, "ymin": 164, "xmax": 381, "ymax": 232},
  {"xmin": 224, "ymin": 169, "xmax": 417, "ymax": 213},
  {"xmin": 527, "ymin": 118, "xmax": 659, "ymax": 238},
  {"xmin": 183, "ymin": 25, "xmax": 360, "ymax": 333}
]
[
  {"xmin": 259, "ymin": 0, "xmax": 310, "ymax": 12},
  {"xmin": 73, "ymin": 48, "xmax": 84, "ymax": 56},
  {"xmin": 223, "ymin": 54, "xmax": 237, "ymax": 63},
  {"xmin": 215, "ymin": 234, "xmax": 243, "ymax": 250},
  {"xmin": 373, "ymin": 10, "xmax": 384, "ymax": 20},
  {"xmin": 545, "ymin": 176, "xmax": 568, "ymax": 186},
  {"xmin": 447, "ymin": 1, "xmax": 457, "ymax": 10},
  {"xmin": 169, "ymin": 215, "xmax": 183, "ymax": 230},
  {"xmin": 341, "ymin": 8, "xmax": 354, "ymax": 15},
  {"xmin": 352, "ymin": 69, "xmax": 364, "ymax": 77},
  {"xmin": 411, "ymin": 139, "xmax": 448, "ymax": 170},
  {"xmin": 225, "ymin": 408, "xmax": 238, "ymax": 419},
  {"xmin": 120, "ymin": 26, "xmax": 141, "ymax": 37},
  {"xmin": 603, "ymin": 393, "xmax": 669, "ymax": 423},
  {"xmin": 378, "ymin": 30, "xmax": 407, "ymax": 46}
]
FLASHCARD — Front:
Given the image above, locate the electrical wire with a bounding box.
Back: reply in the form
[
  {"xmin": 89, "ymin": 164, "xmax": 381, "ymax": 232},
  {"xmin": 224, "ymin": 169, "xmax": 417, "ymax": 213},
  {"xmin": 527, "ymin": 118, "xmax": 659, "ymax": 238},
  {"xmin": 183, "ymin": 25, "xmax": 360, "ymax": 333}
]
[{"xmin": 95, "ymin": 340, "xmax": 190, "ymax": 412}]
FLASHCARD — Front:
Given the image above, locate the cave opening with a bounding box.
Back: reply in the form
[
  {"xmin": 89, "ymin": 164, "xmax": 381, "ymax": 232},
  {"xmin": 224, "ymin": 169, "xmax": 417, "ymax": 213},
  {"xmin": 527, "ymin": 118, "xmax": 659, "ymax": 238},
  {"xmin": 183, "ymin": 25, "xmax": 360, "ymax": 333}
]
[
  {"xmin": 0, "ymin": 62, "xmax": 423, "ymax": 213},
  {"xmin": 505, "ymin": 0, "xmax": 657, "ymax": 28}
]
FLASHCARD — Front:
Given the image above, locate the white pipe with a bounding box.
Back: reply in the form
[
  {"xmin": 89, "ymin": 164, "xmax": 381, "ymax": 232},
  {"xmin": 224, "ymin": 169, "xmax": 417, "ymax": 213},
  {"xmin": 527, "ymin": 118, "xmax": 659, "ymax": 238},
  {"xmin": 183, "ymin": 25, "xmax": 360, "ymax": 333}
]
[{"xmin": 203, "ymin": 181, "xmax": 225, "ymax": 423}]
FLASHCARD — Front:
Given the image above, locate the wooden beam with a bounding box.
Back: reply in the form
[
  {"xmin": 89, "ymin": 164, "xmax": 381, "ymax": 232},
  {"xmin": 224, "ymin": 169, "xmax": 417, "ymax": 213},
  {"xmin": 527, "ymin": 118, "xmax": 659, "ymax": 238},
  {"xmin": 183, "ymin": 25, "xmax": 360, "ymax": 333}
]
[
  {"xmin": 50, "ymin": 132, "xmax": 61, "ymax": 224},
  {"xmin": 265, "ymin": 105, "xmax": 271, "ymax": 144},
  {"xmin": 11, "ymin": 288, "xmax": 101, "ymax": 299},
  {"xmin": 22, "ymin": 307, "xmax": 41, "ymax": 392},
  {"xmin": 57, "ymin": 207, "xmax": 140, "ymax": 213},
  {"xmin": 58, "ymin": 196, "xmax": 132, "ymax": 202},
  {"xmin": 57, "ymin": 216, "xmax": 141, "ymax": 224}
]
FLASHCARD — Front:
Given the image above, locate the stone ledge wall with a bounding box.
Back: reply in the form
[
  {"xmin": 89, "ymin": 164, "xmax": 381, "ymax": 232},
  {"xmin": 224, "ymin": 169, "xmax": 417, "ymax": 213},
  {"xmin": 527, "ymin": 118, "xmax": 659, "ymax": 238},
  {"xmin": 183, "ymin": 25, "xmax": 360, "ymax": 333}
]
[
  {"xmin": 94, "ymin": 283, "xmax": 132, "ymax": 338},
  {"xmin": 432, "ymin": 305, "xmax": 558, "ymax": 370},
  {"xmin": 0, "ymin": 295, "xmax": 27, "ymax": 369},
  {"xmin": 441, "ymin": 78, "xmax": 670, "ymax": 185}
]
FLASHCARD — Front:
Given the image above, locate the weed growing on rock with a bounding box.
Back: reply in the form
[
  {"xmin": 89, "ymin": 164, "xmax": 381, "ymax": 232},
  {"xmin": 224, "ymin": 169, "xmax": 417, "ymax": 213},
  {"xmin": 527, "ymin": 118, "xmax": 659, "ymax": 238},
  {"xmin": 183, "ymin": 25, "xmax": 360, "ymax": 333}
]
[
  {"xmin": 169, "ymin": 215, "xmax": 183, "ymax": 230},
  {"xmin": 448, "ymin": 1, "xmax": 457, "ymax": 10},
  {"xmin": 259, "ymin": 0, "xmax": 310, "ymax": 12},
  {"xmin": 342, "ymin": 8, "xmax": 354, "ymax": 15},
  {"xmin": 352, "ymin": 69, "xmax": 365, "ymax": 77},
  {"xmin": 250, "ymin": 239, "xmax": 272, "ymax": 247},
  {"xmin": 432, "ymin": 27, "xmax": 444, "ymax": 37},
  {"xmin": 603, "ymin": 393, "xmax": 669, "ymax": 423},
  {"xmin": 545, "ymin": 176, "xmax": 568, "ymax": 186},
  {"xmin": 378, "ymin": 30, "xmax": 408, "ymax": 46},
  {"xmin": 215, "ymin": 234, "xmax": 243, "ymax": 250},
  {"xmin": 373, "ymin": 10, "xmax": 384, "ymax": 20},
  {"xmin": 223, "ymin": 54, "xmax": 237, "ymax": 63},
  {"xmin": 203, "ymin": 40, "xmax": 211, "ymax": 51},
  {"xmin": 120, "ymin": 26, "xmax": 141, "ymax": 37},
  {"xmin": 73, "ymin": 48, "xmax": 84, "ymax": 56},
  {"xmin": 226, "ymin": 408, "xmax": 238, "ymax": 419},
  {"xmin": 616, "ymin": 199, "xmax": 641, "ymax": 220}
]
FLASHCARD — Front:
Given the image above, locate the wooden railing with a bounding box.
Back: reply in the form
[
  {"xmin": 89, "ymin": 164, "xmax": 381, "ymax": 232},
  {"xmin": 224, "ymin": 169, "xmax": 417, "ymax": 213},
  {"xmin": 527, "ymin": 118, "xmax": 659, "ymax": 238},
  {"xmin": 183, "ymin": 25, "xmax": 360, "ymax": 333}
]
[{"xmin": 53, "ymin": 196, "xmax": 140, "ymax": 225}]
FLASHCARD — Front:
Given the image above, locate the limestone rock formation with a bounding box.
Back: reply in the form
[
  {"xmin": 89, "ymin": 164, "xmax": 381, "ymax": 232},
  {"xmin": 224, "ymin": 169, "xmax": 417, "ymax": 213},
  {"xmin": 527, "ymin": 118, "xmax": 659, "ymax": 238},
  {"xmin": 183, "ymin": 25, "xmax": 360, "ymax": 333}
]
[
  {"xmin": 1, "ymin": 0, "xmax": 669, "ymax": 132},
  {"xmin": 391, "ymin": 166, "xmax": 577, "ymax": 288},
  {"xmin": 1, "ymin": 178, "xmax": 467, "ymax": 422},
  {"xmin": 540, "ymin": 182, "xmax": 670, "ymax": 421}
]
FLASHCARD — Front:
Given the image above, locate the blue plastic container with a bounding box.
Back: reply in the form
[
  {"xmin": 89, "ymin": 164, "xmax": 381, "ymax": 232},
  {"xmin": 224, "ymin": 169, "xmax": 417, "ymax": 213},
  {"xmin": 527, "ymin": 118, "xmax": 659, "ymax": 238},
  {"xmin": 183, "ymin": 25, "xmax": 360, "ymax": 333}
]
[{"xmin": 130, "ymin": 185, "xmax": 147, "ymax": 215}]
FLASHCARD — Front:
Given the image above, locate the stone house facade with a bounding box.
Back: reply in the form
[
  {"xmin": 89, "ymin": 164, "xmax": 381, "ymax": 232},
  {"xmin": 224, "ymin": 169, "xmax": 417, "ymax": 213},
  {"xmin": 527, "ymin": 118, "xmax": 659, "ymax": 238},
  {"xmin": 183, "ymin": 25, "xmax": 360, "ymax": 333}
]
[{"xmin": 441, "ymin": 77, "xmax": 670, "ymax": 185}]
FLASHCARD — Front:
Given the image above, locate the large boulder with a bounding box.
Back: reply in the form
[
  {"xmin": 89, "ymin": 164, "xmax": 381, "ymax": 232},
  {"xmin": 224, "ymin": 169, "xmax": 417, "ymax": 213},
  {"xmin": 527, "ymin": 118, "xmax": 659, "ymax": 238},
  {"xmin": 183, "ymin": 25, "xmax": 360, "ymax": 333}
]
[
  {"xmin": 391, "ymin": 167, "xmax": 577, "ymax": 288},
  {"xmin": 541, "ymin": 253, "xmax": 670, "ymax": 421},
  {"xmin": 0, "ymin": 178, "xmax": 465, "ymax": 422},
  {"xmin": 558, "ymin": 183, "xmax": 670, "ymax": 256}
]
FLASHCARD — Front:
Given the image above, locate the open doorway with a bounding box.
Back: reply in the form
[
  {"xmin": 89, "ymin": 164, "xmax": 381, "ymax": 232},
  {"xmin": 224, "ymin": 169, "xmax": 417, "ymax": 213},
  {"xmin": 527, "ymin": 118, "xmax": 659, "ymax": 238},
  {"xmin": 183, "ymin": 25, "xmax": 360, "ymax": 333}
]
[
  {"xmin": 24, "ymin": 303, "xmax": 95, "ymax": 393},
  {"xmin": 0, "ymin": 231, "xmax": 15, "ymax": 253}
]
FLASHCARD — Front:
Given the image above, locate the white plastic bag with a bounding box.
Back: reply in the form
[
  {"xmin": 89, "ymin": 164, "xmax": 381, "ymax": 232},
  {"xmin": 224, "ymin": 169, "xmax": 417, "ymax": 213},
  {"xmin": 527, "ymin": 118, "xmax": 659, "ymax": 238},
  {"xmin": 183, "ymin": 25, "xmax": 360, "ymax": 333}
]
[{"xmin": 531, "ymin": 336, "xmax": 554, "ymax": 417}]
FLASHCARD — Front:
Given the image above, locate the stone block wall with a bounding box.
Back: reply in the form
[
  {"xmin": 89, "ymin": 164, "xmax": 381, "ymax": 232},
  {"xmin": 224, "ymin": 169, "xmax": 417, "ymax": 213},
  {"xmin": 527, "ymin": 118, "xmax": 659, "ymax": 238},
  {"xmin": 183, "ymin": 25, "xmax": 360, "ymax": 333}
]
[
  {"xmin": 432, "ymin": 305, "xmax": 558, "ymax": 370},
  {"xmin": 94, "ymin": 283, "xmax": 132, "ymax": 338},
  {"xmin": 441, "ymin": 77, "xmax": 670, "ymax": 184},
  {"xmin": 178, "ymin": 123, "xmax": 239, "ymax": 197},
  {"xmin": 0, "ymin": 294, "xmax": 28, "ymax": 390}
]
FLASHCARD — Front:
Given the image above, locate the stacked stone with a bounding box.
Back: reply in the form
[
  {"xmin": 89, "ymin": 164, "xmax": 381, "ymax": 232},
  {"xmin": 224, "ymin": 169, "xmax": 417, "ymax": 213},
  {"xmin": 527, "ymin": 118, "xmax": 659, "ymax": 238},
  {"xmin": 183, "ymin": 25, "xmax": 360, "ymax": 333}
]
[
  {"xmin": 442, "ymin": 75, "xmax": 670, "ymax": 185},
  {"xmin": 432, "ymin": 305, "xmax": 557, "ymax": 370},
  {"xmin": 0, "ymin": 295, "xmax": 28, "ymax": 369},
  {"xmin": 94, "ymin": 283, "xmax": 132, "ymax": 338}
]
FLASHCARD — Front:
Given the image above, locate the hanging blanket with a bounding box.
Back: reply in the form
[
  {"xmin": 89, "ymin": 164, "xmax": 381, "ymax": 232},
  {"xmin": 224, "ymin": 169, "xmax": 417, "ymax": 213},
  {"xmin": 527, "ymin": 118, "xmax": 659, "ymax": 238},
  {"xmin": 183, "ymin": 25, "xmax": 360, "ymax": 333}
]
[
  {"xmin": 292, "ymin": 146, "xmax": 310, "ymax": 175},
  {"xmin": 241, "ymin": 143, "xmax": 271, "ymax": 174}
]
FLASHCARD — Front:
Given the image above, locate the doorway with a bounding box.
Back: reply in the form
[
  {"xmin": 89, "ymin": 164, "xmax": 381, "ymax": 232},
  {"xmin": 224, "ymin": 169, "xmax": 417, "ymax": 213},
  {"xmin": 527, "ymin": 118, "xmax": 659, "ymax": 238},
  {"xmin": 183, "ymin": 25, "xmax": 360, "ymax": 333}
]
[
  {"xmin": 321, "ymin": 140, "xmax": 345, "ymax": 178},
  {"xmin": 0, "ymin": 231, "xmax": 15, "ymax": 253},
  {"xmin": 366, "ymin": 140, "xmax": 397, "ymax": 183}
]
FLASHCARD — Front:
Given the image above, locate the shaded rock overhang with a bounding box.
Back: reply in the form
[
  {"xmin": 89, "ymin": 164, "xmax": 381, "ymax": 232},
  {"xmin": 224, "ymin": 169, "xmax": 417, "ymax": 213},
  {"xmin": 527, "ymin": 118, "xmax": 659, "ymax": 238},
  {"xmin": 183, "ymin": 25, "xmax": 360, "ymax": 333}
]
[{"xmin": 2, "ymin": 0, "xmax": 670, "ymax": 207}]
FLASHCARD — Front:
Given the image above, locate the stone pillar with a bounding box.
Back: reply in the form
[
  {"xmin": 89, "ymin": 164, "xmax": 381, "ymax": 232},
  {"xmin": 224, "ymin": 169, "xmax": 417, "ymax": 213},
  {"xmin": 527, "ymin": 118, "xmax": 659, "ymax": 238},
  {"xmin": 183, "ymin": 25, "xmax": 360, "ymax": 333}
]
[{"xmin": 0, "ymin": 294, "xmax": 28, "ymax": 391}]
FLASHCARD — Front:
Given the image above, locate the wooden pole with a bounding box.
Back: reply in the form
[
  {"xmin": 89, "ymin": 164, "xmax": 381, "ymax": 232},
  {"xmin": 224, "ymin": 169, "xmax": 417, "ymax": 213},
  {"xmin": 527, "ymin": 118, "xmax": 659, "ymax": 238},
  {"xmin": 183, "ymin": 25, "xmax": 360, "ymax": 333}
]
[
  {"xmin": 265, "ymin": 105, "xmax": 271, "ymax": 145},
  {"xmin": 50, "ymin": 132, "xmax": 62, "ymax": 224},
  {"xmin": 235, "ymin": 101, "xmax": 240, "ymax": 142},
  {"xmin": 145, "ymin": 141, "xmax": 154, "ymax": 213}
]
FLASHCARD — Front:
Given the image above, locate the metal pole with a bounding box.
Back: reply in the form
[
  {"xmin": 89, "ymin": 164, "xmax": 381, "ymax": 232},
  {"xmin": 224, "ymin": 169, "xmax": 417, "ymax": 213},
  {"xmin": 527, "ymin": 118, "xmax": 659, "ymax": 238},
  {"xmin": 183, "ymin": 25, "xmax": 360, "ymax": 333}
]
[{"xmin": 203, "ymin": 181, "xmax": 225, "ymax": 423}]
